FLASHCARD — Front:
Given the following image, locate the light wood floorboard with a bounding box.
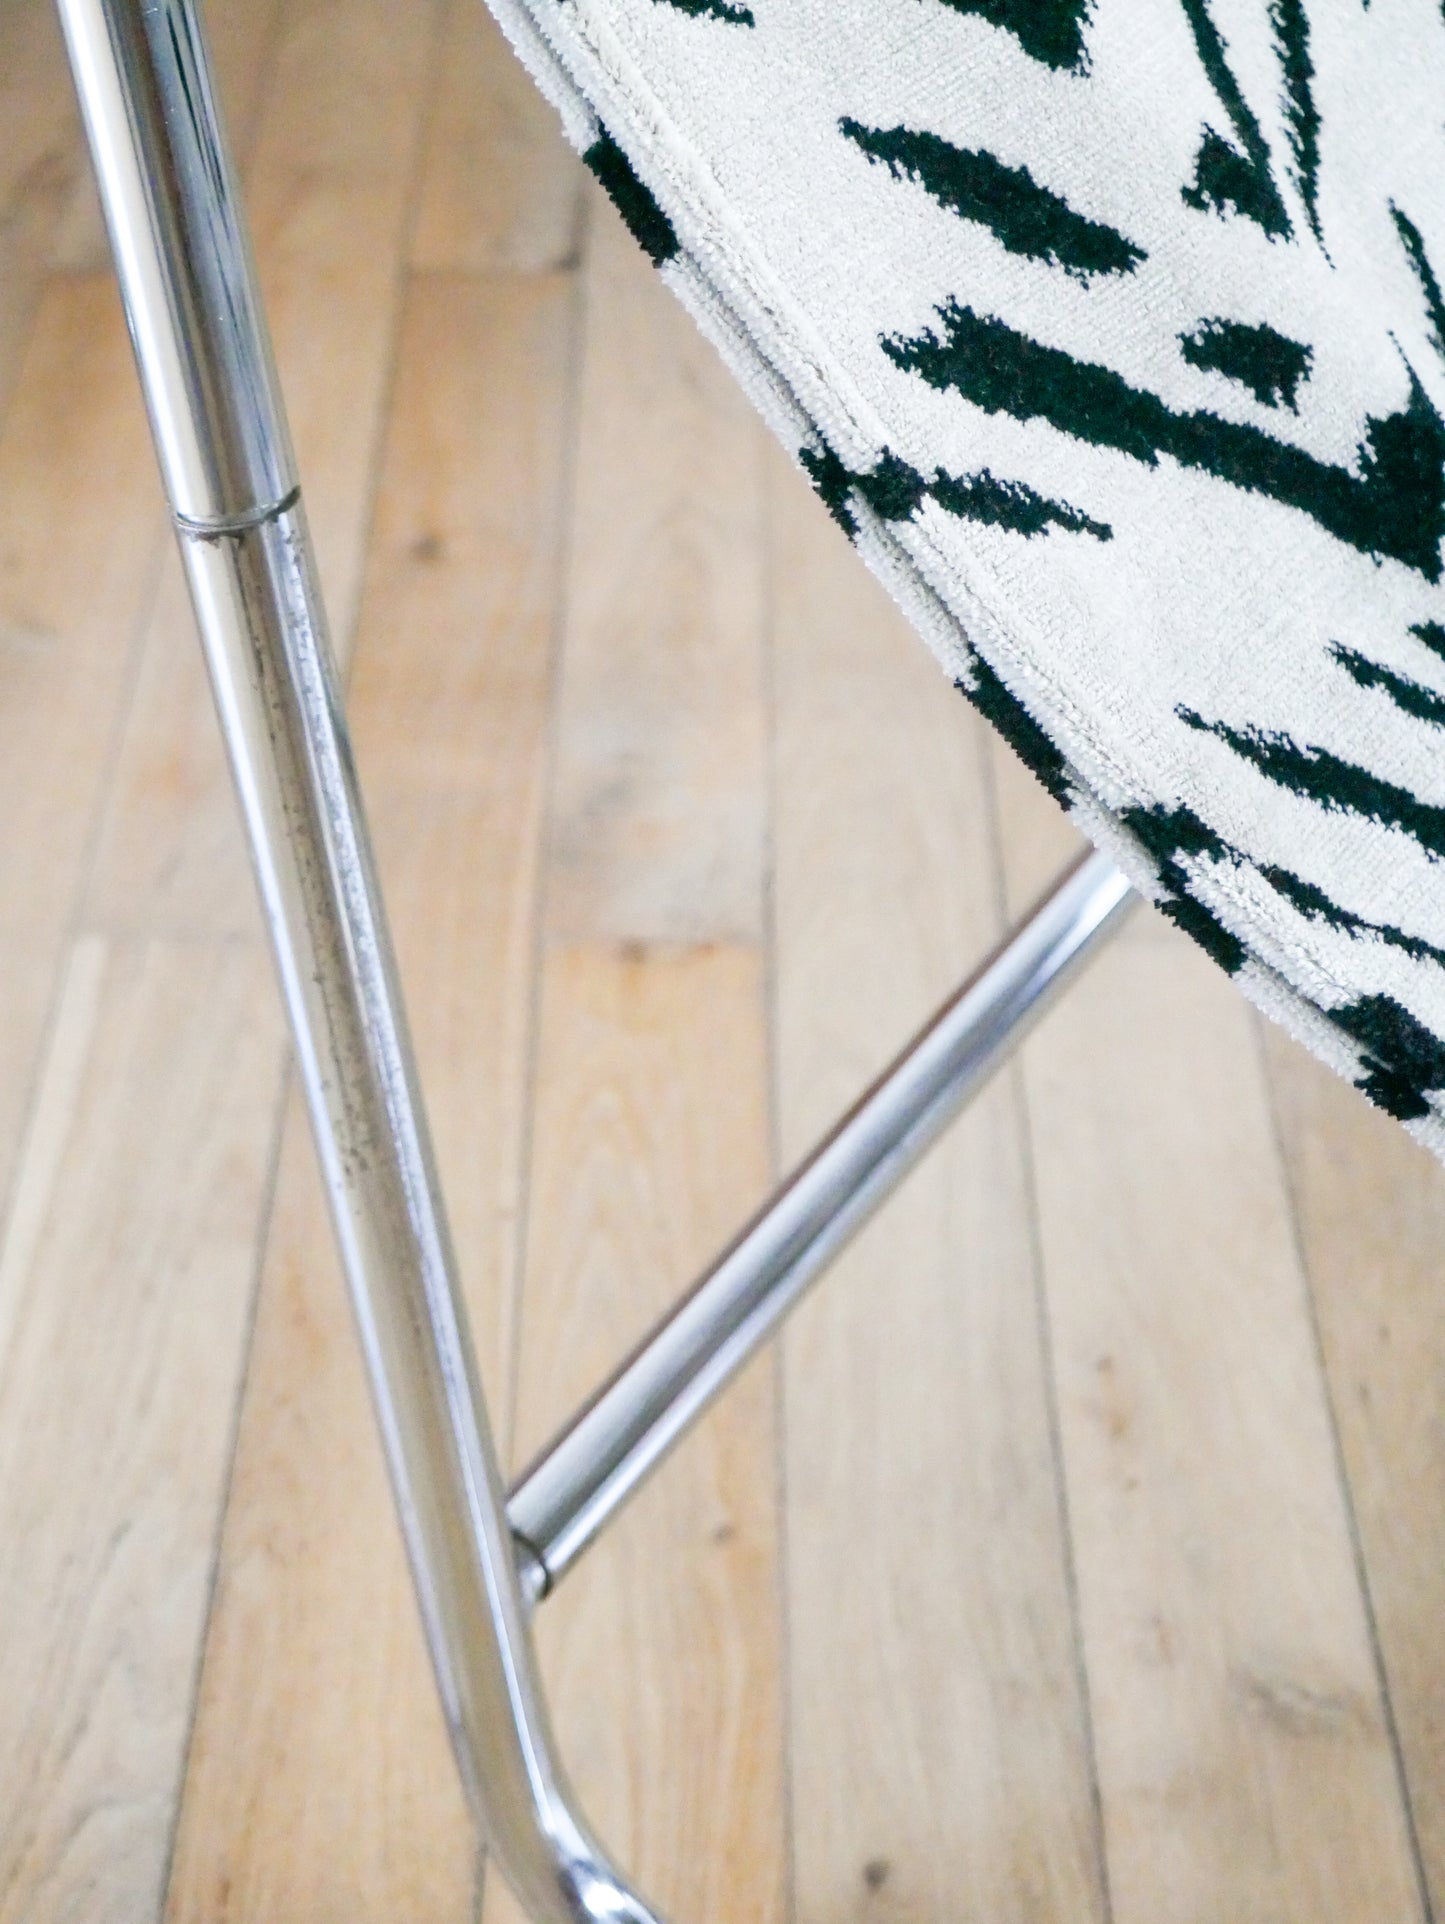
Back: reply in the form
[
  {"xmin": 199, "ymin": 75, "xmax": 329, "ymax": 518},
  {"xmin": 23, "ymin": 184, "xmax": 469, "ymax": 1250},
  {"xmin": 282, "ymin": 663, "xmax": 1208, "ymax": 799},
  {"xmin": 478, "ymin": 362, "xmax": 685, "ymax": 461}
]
[
  {"xmin": 1263, "ymin": 1028, "xmax": 1445, "ymax": 1918},
  {"xmin": 0, "ymin": 0, "xmax": 93, "ymax": 430},
  {"xmin": 772, "ymin": 450, "xmax": 1106, "ymax": 1924},
  {"xmin": 1015, "ymin": 934, "xmax": 1424, "ymax": 1923},
  {"xmin": 483, "ymin": 184, "xmax": 784, "ymax": 1924},
  {"xmin": 3, "ymin": 11, "xmax": 1445, "ymax": 1923},
  {"xmin": 0, "ymin": 936, "xmax": 286, "ymax": 1924}
]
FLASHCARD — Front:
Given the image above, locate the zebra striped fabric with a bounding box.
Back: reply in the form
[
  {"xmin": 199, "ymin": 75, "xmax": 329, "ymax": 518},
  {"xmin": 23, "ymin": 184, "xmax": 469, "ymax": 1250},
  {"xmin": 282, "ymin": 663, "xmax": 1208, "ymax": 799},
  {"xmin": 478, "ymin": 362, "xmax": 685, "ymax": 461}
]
[{"xmin": 483, "ymin": 0, "xmax": 1445, "ymax": 1153}]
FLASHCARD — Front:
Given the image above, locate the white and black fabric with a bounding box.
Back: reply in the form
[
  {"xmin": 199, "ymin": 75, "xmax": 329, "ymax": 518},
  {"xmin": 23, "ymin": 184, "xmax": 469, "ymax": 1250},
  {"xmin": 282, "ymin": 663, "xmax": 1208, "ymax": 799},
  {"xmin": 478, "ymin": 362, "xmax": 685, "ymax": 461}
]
[{"xmin": 482, "ymin": 0, "xmax": 1445, "ymax": 1155}]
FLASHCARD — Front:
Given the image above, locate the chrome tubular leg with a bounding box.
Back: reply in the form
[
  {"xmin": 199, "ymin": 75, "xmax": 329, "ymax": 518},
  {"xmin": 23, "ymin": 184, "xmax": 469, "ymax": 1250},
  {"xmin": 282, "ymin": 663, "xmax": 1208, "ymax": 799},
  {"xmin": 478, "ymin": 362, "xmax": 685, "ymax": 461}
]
[{"xmin": 55, "ymin": 3, "xmax": 664, "ymax": 1919}]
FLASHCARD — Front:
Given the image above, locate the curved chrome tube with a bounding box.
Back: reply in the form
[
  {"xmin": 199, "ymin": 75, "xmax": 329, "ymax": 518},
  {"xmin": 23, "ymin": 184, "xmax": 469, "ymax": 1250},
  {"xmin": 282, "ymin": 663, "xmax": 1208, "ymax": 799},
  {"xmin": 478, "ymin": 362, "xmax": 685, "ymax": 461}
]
[{"xmin": 56, "ymin": 2, "xmax": 667, "ymax": 1917}]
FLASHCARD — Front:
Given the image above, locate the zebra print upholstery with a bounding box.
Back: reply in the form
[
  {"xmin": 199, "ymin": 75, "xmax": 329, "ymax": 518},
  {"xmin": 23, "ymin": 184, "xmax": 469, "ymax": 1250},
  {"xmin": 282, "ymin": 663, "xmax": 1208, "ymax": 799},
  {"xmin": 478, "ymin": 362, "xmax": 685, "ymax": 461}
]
[{"xmin": 482, "ymin": 0, "xmax": 1445, "ymax": 1153}]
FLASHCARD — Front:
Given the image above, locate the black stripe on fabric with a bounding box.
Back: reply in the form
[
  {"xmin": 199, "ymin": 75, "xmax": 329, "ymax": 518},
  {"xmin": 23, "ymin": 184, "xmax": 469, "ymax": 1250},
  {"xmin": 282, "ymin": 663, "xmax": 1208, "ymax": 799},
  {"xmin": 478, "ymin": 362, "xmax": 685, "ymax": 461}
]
[
  {"xmin": 1178, "ymin": 317, "xmax": 1312, "ymax": 410},
  {"xmin": 886, "ymin": 303, "xmax": 1445, "ymax": 579},
  {"xmin": 655, "ymin": 0, "xmax": 754, "ymax": 21},
  {"xmin": 1180, "ymin": 708, "xmax": 1445, "ymax": 861},
  {"xmin": 584, "ymin": 130, "xmax": 679, "ymax": 264},
  {"xmin": 1331, "ymin": 994, "xmax": 1445, "ymax": 1119},
  {"xmin": 799, "ymin": 443, "xmax": 1111, "ymax": 545},
  {"xmin": 934, "ymin": 0, "xmax": 1092, "ymax": 72},
  {"xmin": 1179, "ymin": 0, "xmax": 1291, "ymax": 235},
  {"xmin": 1119, "ymin": 802, "xmax": 1247, "ymax": 973},
  {"xmin": 841, "ymin": 121, "xmax": 1143, "ymax": 281},
  {"xmin": 1393, "ymin": 204, "xmax": 1445, "ymax": 363},
  {"xmin": 955, "ymin": 660, "xmax": 1072, "ymax": 803},
  {"xmin": 1271, "ymin": 0, "xmax": 1323, "ymax": 246},
  {"xmin": 1330, "ymin": 644, "xmax": 1445, "ymax": 730}
]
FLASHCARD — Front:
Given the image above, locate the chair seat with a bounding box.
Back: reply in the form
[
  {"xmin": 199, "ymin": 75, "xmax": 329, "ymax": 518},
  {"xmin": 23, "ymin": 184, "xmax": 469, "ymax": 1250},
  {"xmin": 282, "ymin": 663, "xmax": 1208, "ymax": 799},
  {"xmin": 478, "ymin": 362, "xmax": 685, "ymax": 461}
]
[{"xmin": 486, "ymin": 0, "xmax": 1445, "ymax": 1148}]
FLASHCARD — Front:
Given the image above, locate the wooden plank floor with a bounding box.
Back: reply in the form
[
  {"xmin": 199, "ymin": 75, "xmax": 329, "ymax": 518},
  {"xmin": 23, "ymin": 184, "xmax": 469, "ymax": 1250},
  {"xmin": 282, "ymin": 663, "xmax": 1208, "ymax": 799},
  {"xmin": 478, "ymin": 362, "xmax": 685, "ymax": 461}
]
[{"xmin": 3, "ymin": 5, "xmax": 1445, "ymax": 1920}]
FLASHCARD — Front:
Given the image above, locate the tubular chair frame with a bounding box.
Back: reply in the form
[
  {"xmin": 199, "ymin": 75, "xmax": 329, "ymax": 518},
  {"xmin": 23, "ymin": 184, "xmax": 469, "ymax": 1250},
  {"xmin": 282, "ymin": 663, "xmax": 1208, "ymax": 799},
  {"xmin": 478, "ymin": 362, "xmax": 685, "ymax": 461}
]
[{"xmin": 54, "ymin": 1, "xmax": 1135, "ymax": 1918}]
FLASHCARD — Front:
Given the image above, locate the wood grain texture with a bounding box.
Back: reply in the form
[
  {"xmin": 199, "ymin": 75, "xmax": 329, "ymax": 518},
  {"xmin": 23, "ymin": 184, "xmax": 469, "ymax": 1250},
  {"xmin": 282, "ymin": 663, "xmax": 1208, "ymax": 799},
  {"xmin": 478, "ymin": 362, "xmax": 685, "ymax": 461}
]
[
  {"xmin": 1018, "ymin": 935, "xmax": 1426, "ymax": 1923},
  {"xmin": 0, "ymin": 275, "xmax": 161, "ymax": 1189},
  {"xmin": 162, "ymin": 1088, "xmax": 477, "ymax": 1924},
  {"xmin": 0, "ymin": 0, "xmax": 91, "ymax": 428},
  {"xmin": 412, "ymin": 0, "xmax": 582, "ymax": 275},
  {"xmin": 1262, "ymin": 1025, "xmax": 1445, "ymax": 1916},
  {"xmin": 0, "ymin": 937, "xmax": 286, "ymax": 1924},
  {"xmin": 0, "ymin": 273, "xmax": 159, "ymax": 940},
  {"xmin": 771, "ymin": 450, "xmax": 1106, "ymax": 1924},
  {"xmin": 543, "ymin": 192, "xmax": 768, "ymax": 947},
  {"xmin": 165, "ymin": 267, "xmax": 578, "ymax": 1922},
  {"xmin": 0, "ymin": 20, "xmax": 302, "ymax": 1919},
  {"xmin": 494, "ymin": 945, "xmax": 784, "ymax": 1924},
  {"xmin": 484, "ymin": 186, "xmax": 782, "ymax": 1924},
  {"xmin": 347, "ymin": 272, "xmax": 579, "ymax": 1375}
]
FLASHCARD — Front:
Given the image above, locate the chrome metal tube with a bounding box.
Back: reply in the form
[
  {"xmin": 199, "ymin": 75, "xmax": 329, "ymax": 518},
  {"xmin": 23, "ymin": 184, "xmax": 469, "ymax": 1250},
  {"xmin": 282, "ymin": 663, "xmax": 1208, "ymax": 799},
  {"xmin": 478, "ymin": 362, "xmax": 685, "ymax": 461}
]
[
  {"xmin": 58, "ymin": 4, "xmax": 664, "ymax": 1920},
  {"xmin": 509, "ymin": 849, "xmax": 1133, "ymax": 1597},
  {"xmin": 53, "ymin": 0, "xmax": 294, "ymax": 524}
]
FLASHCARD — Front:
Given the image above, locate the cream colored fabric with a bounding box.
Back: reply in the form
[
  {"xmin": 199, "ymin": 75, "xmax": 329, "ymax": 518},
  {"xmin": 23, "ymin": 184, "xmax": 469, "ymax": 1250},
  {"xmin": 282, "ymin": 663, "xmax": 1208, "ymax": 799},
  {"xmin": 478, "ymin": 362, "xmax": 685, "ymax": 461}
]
[{"xmin": 484, "ymin": 0, "xmax": 1445, "ymax": 1150}]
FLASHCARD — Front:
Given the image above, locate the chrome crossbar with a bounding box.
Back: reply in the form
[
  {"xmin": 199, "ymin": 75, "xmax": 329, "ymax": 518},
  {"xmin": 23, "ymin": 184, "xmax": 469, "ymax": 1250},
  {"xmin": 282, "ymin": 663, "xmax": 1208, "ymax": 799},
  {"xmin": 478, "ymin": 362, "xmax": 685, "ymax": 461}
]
[{"xmin": 509, "ymin": 848, "xmax": 1132, "ymax": 1600}]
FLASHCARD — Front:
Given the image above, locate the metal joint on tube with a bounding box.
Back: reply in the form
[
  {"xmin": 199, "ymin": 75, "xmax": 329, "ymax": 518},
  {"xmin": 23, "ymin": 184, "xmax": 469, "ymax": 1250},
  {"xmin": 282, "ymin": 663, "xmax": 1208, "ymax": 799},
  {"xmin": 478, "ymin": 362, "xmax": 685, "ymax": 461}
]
[
  {"xmin": 58, "ymin": 0, "xmax": 297, "ymax": 524},
  {"xmin": 174, "ymin": 483, "xmax": 302, "ymax": 540}
]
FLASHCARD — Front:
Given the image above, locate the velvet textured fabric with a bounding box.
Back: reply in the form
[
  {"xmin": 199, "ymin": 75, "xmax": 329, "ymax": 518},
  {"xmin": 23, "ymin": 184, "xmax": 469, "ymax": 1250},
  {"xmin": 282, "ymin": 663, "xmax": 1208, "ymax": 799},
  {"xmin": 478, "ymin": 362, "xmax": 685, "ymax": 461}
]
[{"xmin": 482, "ymin": 0, "xmax": 1445, "ymax": 1151}]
